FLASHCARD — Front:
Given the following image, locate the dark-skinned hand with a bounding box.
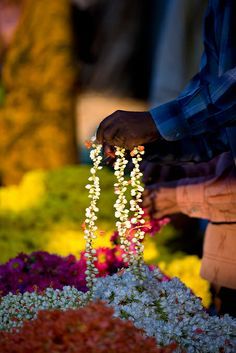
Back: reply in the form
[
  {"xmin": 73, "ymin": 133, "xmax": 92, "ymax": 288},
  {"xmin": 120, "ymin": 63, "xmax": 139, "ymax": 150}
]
[{"xmin": 96, "ymin": 110, "xmax": 160, "ymax": 150}]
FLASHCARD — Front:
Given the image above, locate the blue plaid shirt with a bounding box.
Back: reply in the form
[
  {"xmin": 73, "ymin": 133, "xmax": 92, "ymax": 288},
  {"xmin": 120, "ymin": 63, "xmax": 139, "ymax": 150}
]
[{"xmin": 149, "ymin": 0, "xmax": 236, "ymax": 164}]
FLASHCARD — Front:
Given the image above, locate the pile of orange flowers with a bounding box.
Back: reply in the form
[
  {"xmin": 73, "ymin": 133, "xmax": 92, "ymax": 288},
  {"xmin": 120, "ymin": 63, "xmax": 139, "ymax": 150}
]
[
  {"xmin": 0, "ymin": 0, "xmax": 78, "ymax": 184},
  {"xmin": 0, "ymin": 301, "xmax": 179, "ymax": 353}
]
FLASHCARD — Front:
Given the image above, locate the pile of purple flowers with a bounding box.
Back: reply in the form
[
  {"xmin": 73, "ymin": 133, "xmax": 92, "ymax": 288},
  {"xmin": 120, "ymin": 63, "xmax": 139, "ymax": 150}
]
[{"xmin": 0, "ymin": 249, "xmax": 125, "ymax": 297}]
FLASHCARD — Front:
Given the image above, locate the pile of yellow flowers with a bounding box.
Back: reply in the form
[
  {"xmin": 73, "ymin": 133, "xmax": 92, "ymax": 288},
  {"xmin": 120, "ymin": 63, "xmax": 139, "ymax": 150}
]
[
  {"xmin": 0, "ymin": 171, "xmax": 45, "ymax": 212},
  {"xmin": 159, "ymin": 256, "xmax": 211, "ymax": 308},
  {"xmin": 45, "ymin": 228, "xmax": 113, "ymax": 258}
]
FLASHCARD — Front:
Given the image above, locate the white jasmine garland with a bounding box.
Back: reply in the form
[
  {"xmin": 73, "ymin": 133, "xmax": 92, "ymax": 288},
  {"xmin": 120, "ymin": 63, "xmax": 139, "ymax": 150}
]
[
  {"xmin": 113, "ymin": 147, "xmax": 130, "ymax": 262},
  {"xmin": 84, "ymin": 138, "xmax": 103, "ymax": 292},
  {"xmin": 129, "ymin": 146, "xmax": 146, "ymax": 278},
  {"xmin": 85, "ymin": 142, "xmax": 146, "ymax": 286},
  {"xmin": 113, "ymin": 145, "xmax": 146, "ymax": 279}
]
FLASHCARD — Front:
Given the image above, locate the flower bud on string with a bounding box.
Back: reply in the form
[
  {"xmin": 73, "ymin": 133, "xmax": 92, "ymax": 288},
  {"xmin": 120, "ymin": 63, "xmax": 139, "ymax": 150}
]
[
  {"xmin": 84, "ymin": 140, "xmax": 146, "ymax": 291},
  {"xmin": 129, "ymin": 146, "xmax": 146, "ymax": 280},
  {"xmin": 114, "ymin": 147, "xmax": 130, "ymax": 263},
  {"xmin": 83, "ymin": 137, "xmax": 102, "ymax": 296}
]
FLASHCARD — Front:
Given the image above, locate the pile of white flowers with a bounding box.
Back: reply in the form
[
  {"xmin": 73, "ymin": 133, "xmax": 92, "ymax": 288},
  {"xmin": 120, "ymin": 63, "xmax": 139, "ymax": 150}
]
[
  {"xmin": 0, "ymin": 287, "xmax": 88, "ymax": 331},
  {"xmin": 93, "ymin": 265, "xmax": 236, "ymax": 353},
  {"xmin": 1, "ymin": 266, "xmax": 235, "ymax": 353}
]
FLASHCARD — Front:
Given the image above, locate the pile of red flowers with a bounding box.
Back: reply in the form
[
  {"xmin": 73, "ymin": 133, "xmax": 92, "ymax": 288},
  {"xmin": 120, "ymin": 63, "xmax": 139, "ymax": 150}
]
[{"xmin": 0, "ymin": 301, "xmax": 179, "ymax": 353}]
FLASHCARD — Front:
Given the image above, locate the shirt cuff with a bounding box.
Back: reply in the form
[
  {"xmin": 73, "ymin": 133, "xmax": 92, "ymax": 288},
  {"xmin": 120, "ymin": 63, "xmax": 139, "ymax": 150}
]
[{"xmin": 149, "ymin": 100, "xmax": 191, "ymax": 141}]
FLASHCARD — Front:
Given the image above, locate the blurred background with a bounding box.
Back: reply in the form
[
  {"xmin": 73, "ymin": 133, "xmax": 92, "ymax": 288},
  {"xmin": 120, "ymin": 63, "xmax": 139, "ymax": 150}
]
[{"xmin": 0, "ymin": 0, "xmax": 211, "ymax": 306}]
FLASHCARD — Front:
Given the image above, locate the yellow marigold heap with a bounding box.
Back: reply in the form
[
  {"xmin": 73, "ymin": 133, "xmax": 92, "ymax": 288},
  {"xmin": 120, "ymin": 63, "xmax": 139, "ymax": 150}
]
[
  {"xmin": 0, "ymin": 171, "xmax": 45, "ymax": 212},
  {"xmin": 159, "ymin": 255, "xmax": 211, "ymax": 307}
]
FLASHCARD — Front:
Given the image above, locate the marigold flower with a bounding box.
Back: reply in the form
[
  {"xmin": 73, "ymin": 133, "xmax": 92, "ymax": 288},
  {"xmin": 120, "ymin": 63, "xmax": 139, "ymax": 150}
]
[
  {"xmin": 84, "ymin": 140, "xmax": 92, "ymax": 149},
  {"xmin": 137, "ymin": 145, "xmax": 145, "ymax": 152}
]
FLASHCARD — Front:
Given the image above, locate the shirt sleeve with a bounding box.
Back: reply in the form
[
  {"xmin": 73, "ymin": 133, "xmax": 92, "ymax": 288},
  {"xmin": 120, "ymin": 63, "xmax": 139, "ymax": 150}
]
[
  {"xmin": 150, "ymin": 67, "xmax": 236, "ymax": 141},
  {"xmin": 144, "ymin": 127, "xmax": 229, "ymax": 164},
  {"xmin": 150, "ymin": 0, "xmax": 236, "ymax": 142},
  {"xmin": 176, "ymin": 153, "xmax": 236, "ymax": 222}
]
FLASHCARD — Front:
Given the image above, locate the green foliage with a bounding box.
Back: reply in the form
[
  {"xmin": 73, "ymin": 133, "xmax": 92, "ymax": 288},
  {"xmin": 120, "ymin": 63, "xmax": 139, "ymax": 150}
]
[{"xmin": 0, "ymin": 165, "xmax": 119, "ymax": 263}]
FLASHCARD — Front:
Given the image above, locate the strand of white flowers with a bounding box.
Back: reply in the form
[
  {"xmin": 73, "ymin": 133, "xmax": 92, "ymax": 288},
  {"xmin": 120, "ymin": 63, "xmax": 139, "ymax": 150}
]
[
  {"xmin": 113, "ymin": 147, "xmax": 131, "ymax": 263},
  {"xmin": 129, "ymin": 147, "xmax": 145, "ymax": 278},
  {"xmin": 84, "ymin": 142, "xmax": 103, "ymax": 293}
]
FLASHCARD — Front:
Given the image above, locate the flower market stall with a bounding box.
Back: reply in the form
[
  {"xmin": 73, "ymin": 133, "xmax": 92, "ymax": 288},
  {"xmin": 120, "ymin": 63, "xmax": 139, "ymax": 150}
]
[{"xmin": 0, "ymin": 141, "xmax": 235, "ymax": 353}]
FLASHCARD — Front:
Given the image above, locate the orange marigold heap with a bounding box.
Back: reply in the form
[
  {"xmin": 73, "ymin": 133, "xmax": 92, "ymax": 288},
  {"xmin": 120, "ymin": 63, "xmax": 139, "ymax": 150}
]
[
  {"xmin": 0, "ymin": 301, "xmax": 178, "ymax": 353},
  {"xmin": 0, "ymin": 0, "xmax": 78, "ymax": 185}
]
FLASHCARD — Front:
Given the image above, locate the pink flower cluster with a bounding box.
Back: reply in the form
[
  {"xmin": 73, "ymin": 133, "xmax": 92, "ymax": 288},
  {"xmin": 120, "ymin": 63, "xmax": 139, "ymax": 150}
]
[
  {"xmin": 80, "ymin": 246, "xmax": 126, "ymax": 277},
  {"xmin": 111, "ymin": 212, "xmax": 169, "ymax": 245}
]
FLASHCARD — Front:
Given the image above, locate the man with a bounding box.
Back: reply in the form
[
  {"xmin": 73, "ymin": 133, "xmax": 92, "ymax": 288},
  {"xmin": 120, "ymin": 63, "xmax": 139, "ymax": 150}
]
[
  {"xmin": 96, "ymin": 0, "xmax": 236, "ymax": 166},
  {"xmin": 96, "ymin": 0, "xmax": 236, "ymax": 316}
]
